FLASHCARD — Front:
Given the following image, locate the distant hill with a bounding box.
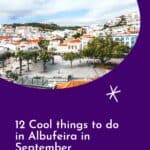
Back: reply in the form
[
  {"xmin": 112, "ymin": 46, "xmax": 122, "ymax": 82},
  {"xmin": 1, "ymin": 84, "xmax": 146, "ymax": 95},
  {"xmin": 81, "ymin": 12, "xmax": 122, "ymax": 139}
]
[{"xmin": 4, "ymin": 23, "xmax": 81, "ymax": 31}]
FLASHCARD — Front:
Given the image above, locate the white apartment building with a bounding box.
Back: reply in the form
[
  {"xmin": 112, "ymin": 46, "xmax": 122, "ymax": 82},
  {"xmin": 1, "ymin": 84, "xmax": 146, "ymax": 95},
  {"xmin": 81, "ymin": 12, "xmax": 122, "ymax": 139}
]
[
  {"xmin": 126, "ymin": 12, "xmax": 140, "ymax": 31},
  {"xmin": 51, "ymin": 30, "xmax": 65, "ymax": 38},
  {"xmin": 57, "ymin": 44, "xmax": 68, "ymax": 53},
  {"xmin": 112, "ymin": 34, "xmax": 138, "ymax": 48},
  {"xmin": 48, "ymin": 40, "xmax": 61, "ymax": 51},
  {"xmin": 54, "ymin": 39, "xmax": 82, "ymax": 53},
  {"xmin": 67, "ymin": 39, "xmax": 82, "ymax": 52},
  {"xmin": 0, "ymin": 46, "xmax": 8, "ymax": 54},
  {"xmin": 0, "ymin": 43, "xmax": 17, "ymax": 52}
]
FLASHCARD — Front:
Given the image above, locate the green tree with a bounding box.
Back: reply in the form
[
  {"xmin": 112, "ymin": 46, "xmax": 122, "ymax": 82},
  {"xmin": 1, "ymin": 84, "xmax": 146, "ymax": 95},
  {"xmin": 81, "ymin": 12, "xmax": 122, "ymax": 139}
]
[
  {"xmin": 95, "ymin": 36, "xmax": 116, "ymax": 64},
  {"xmin": 39, "ymin": 50, "xmax": 50, "ymax": 72},
  {"xmin": 73, "ymin": 33, "xmax": 81, "ymax": 39},
  {"xmin": 16, "ymin": 50, "xmax": 24, "ymax": 75},
  {"xmin": 49, "ymin": 47, "xmax": 56, "ymax": 64},
  {"xmin": 63, "ymin": 52, "xmax": 79, "ymax": 68},
  {"xmin": 28, "ymin": 47, "xmax": 39, "ymax": 63},
  {"xmin": 82, "ymin": 36, "xmax": 130, "ymax": 65},
  {"xmin": 6, "ymin": 70, "xmax": 18, "ymax": 80},
  {"xmin": 23, "ymin": 51, "xmax": 33, "ymax": 72},
  {"xmin": 113, "ymin": 44, "xmax": 130, "ymax": 58},
  {"xmin": 0, "ymin": 51, "xmax": 14, "ymax": 69},
  {"xmin": 119, "ymin": 15, "xmax": 127, "ymax": 26},
  {"xmin": 103, "ymin": 24, "xmax": 109, "ymax": 29},
  {"xmin": 0, "ymin": 53, "xmax": 6, "ymax": 70},
  {"xmin": 38, "ymin": 40, "xmax": 49, "ymax": 50},
  {"xmin": 82, "ymin": 37, "xmax": 98, "ymax": 64},
  {"xmin": 4, "ymin": 51, "xmax": 14, "ymax": 59},
  {"xmin": 31, "ymin": 50, "xmax": 39, "ymax": 63},
  {"xmin": 38, "ymin": 40, "xmax": 50, "ymax": 72}
]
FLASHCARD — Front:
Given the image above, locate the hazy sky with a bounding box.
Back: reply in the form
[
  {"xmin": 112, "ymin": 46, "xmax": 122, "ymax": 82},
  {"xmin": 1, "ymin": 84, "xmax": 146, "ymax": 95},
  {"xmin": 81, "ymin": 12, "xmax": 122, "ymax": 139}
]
[{"xmin": 0, "ymin": 0, "xmax": 139, "ymax": 25}]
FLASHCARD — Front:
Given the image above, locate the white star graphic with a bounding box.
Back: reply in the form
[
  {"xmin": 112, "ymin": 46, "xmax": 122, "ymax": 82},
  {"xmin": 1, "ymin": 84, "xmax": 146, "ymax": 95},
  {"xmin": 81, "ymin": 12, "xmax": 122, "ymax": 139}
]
[{"xmin": 106, "ymin": 85, "xmax": 121, "ymax": 103}]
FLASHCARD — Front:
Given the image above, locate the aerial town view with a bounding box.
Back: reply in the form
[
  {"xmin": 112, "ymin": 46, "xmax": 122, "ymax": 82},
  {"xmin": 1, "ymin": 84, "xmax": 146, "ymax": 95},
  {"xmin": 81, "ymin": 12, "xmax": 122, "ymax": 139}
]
[{"xmin": 0, "ymin": 0, "xmax": 140, "ymax": 89}]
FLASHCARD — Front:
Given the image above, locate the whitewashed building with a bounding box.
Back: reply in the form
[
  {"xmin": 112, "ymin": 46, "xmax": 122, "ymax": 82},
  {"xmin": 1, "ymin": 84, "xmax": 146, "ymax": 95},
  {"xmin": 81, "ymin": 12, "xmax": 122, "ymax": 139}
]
[{"xmin": 81, "ymin": 35, "xmax": 93, "ymax": 50}]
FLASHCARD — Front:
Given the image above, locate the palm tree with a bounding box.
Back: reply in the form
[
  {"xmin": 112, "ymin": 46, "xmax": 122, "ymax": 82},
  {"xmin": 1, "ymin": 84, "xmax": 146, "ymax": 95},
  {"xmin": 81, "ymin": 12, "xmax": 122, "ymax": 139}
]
[
  {"xmin": 23, "ymin": 51, "xmax": 32, "ymax": 72},
  {"xmin": 16, "ymin": 50, "xmax": 24, "ymax": 76},
  {"xmin": 49, "ymin": 47, "xmax": 56, "ymax": 64},
  {"xmin": 31, "ymin": 50, "xmax": 39, "ymax": 63},
  {"xmin": 38, "ymin": 40, "xmax": 49, "ymax": 51},
  {"xmin": 39, "ymin": 50, "xmax": 50, "ymax": 72},
  {"xmin": 38, "ymin": 40, "xmax": 50, "ymax": 72}
]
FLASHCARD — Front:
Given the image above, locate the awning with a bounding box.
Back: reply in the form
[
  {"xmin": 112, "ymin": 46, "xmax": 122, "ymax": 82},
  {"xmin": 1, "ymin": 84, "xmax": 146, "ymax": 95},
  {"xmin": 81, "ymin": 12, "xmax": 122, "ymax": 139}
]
[{"xmin": 56, "ymin": 80, "xmax": 91, "ymax": 89}]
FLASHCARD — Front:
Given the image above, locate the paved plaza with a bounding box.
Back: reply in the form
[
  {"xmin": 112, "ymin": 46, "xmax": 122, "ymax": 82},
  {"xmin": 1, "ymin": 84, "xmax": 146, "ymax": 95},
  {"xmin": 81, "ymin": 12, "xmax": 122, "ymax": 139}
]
[{"xmin": 0, "ymin": 55, "xmax": 123, "ymax": 88}]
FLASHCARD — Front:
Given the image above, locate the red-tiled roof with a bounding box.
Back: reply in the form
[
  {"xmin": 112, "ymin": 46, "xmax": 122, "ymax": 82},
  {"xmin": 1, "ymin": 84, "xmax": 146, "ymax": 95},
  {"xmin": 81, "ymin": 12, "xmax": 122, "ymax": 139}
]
[
  {"xmin": 70, "ymin": 39, "xmax": 81, "ymax": 43},
  {"xmin": 83, "ymin": 34, "xmax": 93, "ymax": 38},
  {"xmin": 60, "ymin": 43, "xmax": 68, "ymax": 46},
  {"xmin": 20, "ymin": 45, "xmax": 26, "ymax": 48},
  {"xmin": 0, "ymin": 36, "xmax": 12, "ymax": 40}
]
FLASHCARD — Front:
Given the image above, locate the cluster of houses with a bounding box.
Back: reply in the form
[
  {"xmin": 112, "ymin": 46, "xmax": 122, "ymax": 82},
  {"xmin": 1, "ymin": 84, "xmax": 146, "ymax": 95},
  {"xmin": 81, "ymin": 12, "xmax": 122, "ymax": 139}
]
[{"xmin": 0, "ymin": 11, "xmax": 140, "ymax": 55}]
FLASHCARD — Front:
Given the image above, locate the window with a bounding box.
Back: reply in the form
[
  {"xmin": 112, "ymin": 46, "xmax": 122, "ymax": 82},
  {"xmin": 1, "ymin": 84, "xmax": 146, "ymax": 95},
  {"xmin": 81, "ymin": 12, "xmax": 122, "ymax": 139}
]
[
  {"xmin": 126, "ymin": 42, "xmax": 129, "ymax": 46},
  {"xmin": 132, "ymin": 37, "xmax": 135, "ymax": 41},
  {"xmin": 132, "ymin": 40, "xmax": 135, "ymax": 45}
]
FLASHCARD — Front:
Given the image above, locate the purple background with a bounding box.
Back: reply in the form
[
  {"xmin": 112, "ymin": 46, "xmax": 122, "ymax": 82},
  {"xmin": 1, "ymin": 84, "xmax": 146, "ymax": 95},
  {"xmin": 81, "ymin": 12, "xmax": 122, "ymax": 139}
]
[{"xmin": 0, "ymin": 0, "xmax": 149, "ymax": 149}]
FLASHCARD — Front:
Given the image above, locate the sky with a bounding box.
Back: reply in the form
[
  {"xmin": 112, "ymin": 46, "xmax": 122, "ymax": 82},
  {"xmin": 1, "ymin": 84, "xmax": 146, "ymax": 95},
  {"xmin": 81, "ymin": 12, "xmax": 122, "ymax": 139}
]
[{"xmin": 0, "ymin": 0, "xmax": 139, "ymax": 26}]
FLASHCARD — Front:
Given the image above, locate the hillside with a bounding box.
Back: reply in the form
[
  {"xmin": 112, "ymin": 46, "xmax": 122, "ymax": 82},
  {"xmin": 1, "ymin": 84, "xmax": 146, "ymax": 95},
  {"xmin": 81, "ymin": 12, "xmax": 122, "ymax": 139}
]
[{"xmin": 4, "ymin": 23, "xmax": 81, "ymax": 31}]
